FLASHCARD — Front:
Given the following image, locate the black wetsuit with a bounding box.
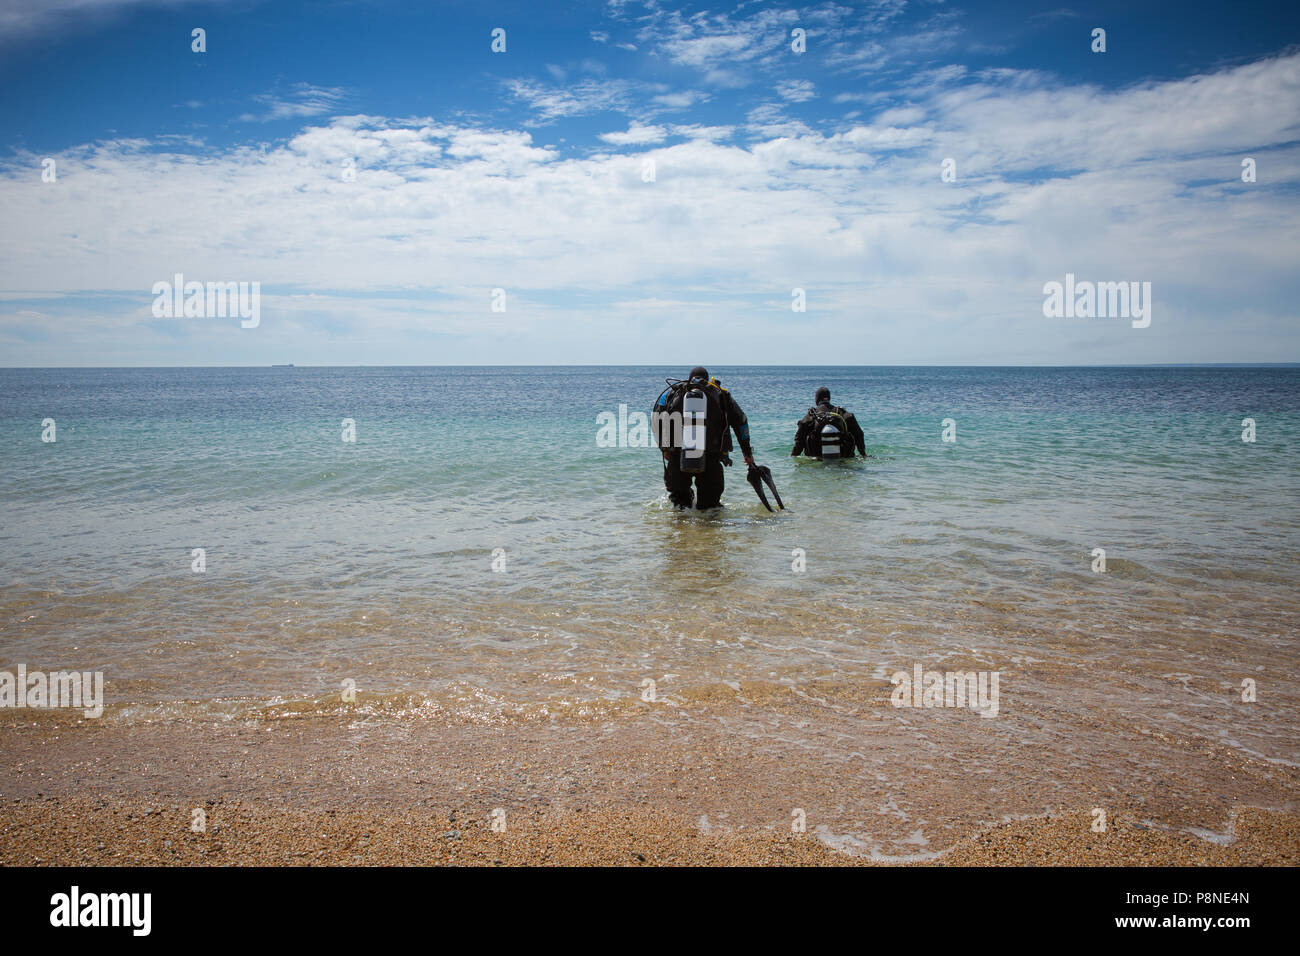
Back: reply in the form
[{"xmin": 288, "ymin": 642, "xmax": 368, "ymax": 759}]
[
  {"xmin": 791, "ymin": 403, "xmax": 866, "ymax": 458},
  {"xmin": 663, "ymin": 387, "xmax": 753, "ymax": 509}
]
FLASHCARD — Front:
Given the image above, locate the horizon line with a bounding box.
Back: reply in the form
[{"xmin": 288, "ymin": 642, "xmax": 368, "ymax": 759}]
[{"xmin": 2, "ymin": 363, "xmax": 1299, "ymax": 370}]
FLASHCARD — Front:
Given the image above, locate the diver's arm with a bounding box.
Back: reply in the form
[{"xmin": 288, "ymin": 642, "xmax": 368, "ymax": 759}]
[
  {"xmin": 726, "ymin": 393, "xmax": 755, "ymax": 465},
  {"xmin": 848, "ymin": 412, "xmax": 867, "ymax": 456},
  {"xmin": 791, "ymin": 416, "xmax": 809, "ymax": 456}
]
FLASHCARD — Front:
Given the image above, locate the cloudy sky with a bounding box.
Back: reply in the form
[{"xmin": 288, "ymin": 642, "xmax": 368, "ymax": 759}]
[{"xmin": 1, "ymin": 0, "xmax": 1297, "ymax": 366}]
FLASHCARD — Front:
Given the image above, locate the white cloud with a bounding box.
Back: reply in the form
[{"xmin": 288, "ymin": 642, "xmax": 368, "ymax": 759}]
[
  {"xmin": 238, "ymin": 83, "xmax": 350, "ymax": 123},
  {"xmin": 616, "ymin": 0, "xmax": 953, "ymax": 86},
  {"xmin": 668, "ymin": 124, "xmax": 735, "ymax": 142},
  {"xmin": 776, "ymin": 79, "xmax": 816, "ymax": 102},
  {"xmin": 2, "ymin": 52, "xmax": 1298, "ymax": 364},
  {"xmin": 504, "ymin": 78, "xmax": 635, "ymax": 122},
  {"xmin": 745, "ymin": 103, "xmax": 813, "ymax": 138},
  {"xmin": 599, "ymin": 123, "xmax": 667, "ymax": 146},
  {"xmin": 652, "ymin": 90, "xmax": 708, "ymax": 109}
]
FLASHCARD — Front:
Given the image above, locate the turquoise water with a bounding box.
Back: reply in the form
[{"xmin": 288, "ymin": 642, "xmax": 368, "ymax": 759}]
[{"xmin": 1, "ymin": 366, "xmax": 1297, "ymax": 749}]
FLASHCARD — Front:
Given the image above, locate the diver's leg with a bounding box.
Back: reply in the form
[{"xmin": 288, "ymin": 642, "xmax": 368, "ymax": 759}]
[
  {"xmin": 694, "ymin": 456, "xmax": 725, "ymax": 509},
  {"xmin": 663, "ymin": 455, "xmax": 694, "ymax": 509}
]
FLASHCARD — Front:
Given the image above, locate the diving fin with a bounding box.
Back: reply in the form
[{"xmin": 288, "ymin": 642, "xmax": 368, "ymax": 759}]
[{"xmin": 746, "ymin": 463, "xmax": 785, "ymax": 512}]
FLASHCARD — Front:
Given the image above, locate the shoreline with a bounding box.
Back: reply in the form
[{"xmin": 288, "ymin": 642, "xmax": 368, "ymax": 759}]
[{"xmin": 3, "ymin": 701, "xmax": 1298, "ymax": 866}]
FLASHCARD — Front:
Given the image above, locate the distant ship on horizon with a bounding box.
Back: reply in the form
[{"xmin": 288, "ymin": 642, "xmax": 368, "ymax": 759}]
[{"xmin": 271, "ymin": 363, "xmax": 294, "ymax": 368}]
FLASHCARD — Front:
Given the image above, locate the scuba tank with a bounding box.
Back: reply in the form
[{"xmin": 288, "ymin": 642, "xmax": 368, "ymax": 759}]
[
  {"xmin": 680, "ymin": 389, "xmax": 708, "ymax": 474},
  {"xmin": 820, "ymin": 422, "xmax": 843, "ymax": 461}
]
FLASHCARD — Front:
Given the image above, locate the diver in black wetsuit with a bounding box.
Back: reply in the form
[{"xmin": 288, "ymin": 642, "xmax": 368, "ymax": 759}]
[
  {"xmin": 654, "ymin": 366, "xmax": 754, "ymax": 509},
  {"xmin": 791, "ymin": 386, "xmax": 867, "ymax": 460}
]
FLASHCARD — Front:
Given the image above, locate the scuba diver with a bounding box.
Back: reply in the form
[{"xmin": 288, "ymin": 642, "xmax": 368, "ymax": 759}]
[
  {"xmin": 791, "ymin": 386, "xmax": 867, "ymax": 461},
  {"xmin": 653, "ymin": 366, "xmax": 781, "ymax": 510}
]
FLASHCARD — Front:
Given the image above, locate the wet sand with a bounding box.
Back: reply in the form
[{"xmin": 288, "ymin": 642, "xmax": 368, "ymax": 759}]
[{"xmin": 2, "ymin": 695, "xmax": 1297, "ymax": 866}]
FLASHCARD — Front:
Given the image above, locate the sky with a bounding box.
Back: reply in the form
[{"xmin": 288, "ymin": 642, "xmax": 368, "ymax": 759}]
[{"xmin": 0, "ymin": 0, "xmax": 1298, "ymax": 366}]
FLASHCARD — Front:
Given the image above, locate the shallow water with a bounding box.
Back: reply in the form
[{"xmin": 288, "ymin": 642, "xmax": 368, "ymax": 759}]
[{"xmin": 1, "ymin": 367, "xmax": 1297, "ymax": 767}]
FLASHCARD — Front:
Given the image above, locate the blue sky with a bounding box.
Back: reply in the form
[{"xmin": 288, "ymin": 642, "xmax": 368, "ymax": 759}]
[{"xmin": 1, "ymin": 0, "xmax": 1298, "ymax": 365}]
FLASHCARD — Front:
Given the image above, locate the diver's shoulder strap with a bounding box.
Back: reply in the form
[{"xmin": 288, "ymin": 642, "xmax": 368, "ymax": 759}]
[
  {"xmin": 656, "ymin": 381, "xmax": 686, "ymax": 407},
  {"xmin": 704, "ymin": 381, "xmax": 730, "ymax": 442},
  {"xmin": 816, "ymin": 406, "xmax": 848, "ymax": 428}
]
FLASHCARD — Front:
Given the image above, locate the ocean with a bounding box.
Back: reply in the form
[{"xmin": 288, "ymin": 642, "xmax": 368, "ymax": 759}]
[
  {"xmin": 5, "ymin": 366, "xmax": 1294, "ymax": 858},
  {"xmin": 2, "ymin": 366, "xmax": 1298, "ymax": 849}
]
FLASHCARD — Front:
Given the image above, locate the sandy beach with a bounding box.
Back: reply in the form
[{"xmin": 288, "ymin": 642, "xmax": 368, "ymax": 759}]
[
  {"xmin": 4, "ymin": 693, "xmax": 1297, "ymax": 866},
  {"xmin": 5, "ymin": 365, "xmax": 1298, "ymax": 869},
  {"xmin": 4, "ymin": 797, "xmax": 1299, "ymax": 867}
]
